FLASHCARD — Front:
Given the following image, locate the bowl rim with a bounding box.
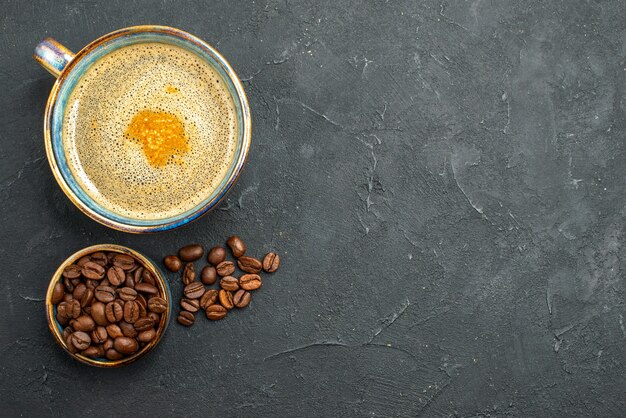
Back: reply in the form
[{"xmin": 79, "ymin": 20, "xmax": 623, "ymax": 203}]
[
  {"xmin": 43, "ymin": 25, "xmax": 252, "ymax": 233},
  {"xmin": 46, "ymin": 244, "xmax": 171, "ymax": 367}
]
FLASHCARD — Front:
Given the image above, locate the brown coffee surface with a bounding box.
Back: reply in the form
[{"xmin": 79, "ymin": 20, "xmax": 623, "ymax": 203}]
[{"xmin": 62, "ymin": 42, "xmax": 238, "ymax": 220}]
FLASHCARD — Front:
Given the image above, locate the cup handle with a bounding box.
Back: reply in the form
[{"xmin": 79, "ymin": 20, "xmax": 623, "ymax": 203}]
[{"xmin": 33, "ymin": 38, "xmax": 75, "ymax": 78}]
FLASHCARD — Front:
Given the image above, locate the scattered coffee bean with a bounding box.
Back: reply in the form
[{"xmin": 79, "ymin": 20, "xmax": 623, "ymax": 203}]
[
  {"xmin": 207, "ymin": 246, "xmax": 227, "ymax": 265},
  {"xmin": 180, "ymin": 298, "xmax": 200, "ymax": 313},
  {"xmin": 112, "ymin": 254, "xmax": 135, "ymax": 270},
  {"xmin": 237, "ymin": 256, "xmax": 262, "ymax": 274},
  {"xmin": 82, "ymin": 262, "xmax": 105, "ymax": 280},
  {"xmin": 218, "ymin": 290, "xmax": 234, "ymax": 310},
  {"xmin": 262, "ymin": 252, "xmax": 280, "ymax": 273},
  {"xmin": 239, "ymin": 274, "xmax": 262, "ymax": 291},
  {"xmin": 184, "ymin": 282, "xmax": 205, "ymax": 299},
  {"xmin": 206, "ymin": 304, "xmax": 227, "ymax": 320},
  {"xmin": 200, "ymin": 265, "xmax": 217, "ymax": 285},
  {"xmin": 177, "ymin": 311, "xmax": 195, "ymax": 326},
  {"xmin": 178, "ymin": 244, "xmax": 204, "ymax": 262},
  {"xmin": 135, "ymin": 283, "xmax": 158, "ymax": 295},
  {"xmin": 233, "ymin": 290, "xmax": 251, "ymax": 308},
  {"xmin": 216, "ymin": 261, "xmax": 235, "ymax": 277},
  {"xmin": 71, "ymin": 331, "xmax": 91, "ymax": 350},
  {"xmin": 107, "ymin": 266, "xmax": 125, "ymax": 286},
  {"xmin": 148, "ymin": 297, "xmax": 167, "ymax": 313},
  {"xmin": 220, "ymin": 276, "xmax": 239, "ymax": 291},
  {"xmin": 51, "ymin": 282, "xmax": 65, "ymax": 304},
  {"xmin": 117, "ymin": 287, "xmax": 137, "ymax": 301},
  {"xmin": 182, "ymin": 263, "xmax": 195, "ymax": 285},
  {"xmin": 200, "ymin": 289, "xmax": 218, "ymax": 310},
  {"xmin": 163, "ymin": 255, "xmax": 183, "ymax": 272},
  {"xmin": 226, "ymin": 236, "xmax": 246, "ymax": 257}
]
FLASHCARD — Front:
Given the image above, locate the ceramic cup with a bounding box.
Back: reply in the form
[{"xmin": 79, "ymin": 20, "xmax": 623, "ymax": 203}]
[
  {"xmin": 33, "ymin": 26, "xmax": 251, "ymax": 233},
  {"xmin": 46, "ymin": 244, "xmax": 172, "ymax": 367}
]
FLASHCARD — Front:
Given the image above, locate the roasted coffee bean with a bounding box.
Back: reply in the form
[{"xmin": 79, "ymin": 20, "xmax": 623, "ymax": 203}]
[
  {"xmin": 83, "ymin": 306, "xmax": 92, "ymax": 315},
  {"xmin": 125, "ymin": 272, "xmax": 136, "ymax": 288},
  {"xmin": 263, "ymin": 252, "xmax": 280, "ymax": 273},
  {"xmin": 233, "ymin": 290, "xmax": 251, "ymax": 308},
  {"xmin": 91, "ymin": 326, "xmax": 108, "ymax": 344},
  {"xmin": 63, "ymin": 326, "xmax": 74, "ymax": 341},
  {"xmin": 81, "ymin": 345, "xmax": 102, "ymax": 358},
  {"xmin": 135, "ymin": 282, "xmax": 158, "ymax": 295},
  {"xmin": 200, "ymin": 266, "xmax": 217, "ymax": 285},
  {"xmin": 68, "ymin": 299, "xmax": 81, "ymax": 318},
  {"xmin": 105, "ymin": 301, "xmax": 123, "ymax": 323},
  {"xmin": 106, "ymin": 324, "xmax": 124, "ymax": 339},
  {"xmin": 177, "ymin": 311, "xmax": 195, "ymax": 326},
  {"xmin": 103, "ymin": 338, "xmax": 114, "ymax": 351},
  {"xmin": 65, "ymin": 333, "xmax": 78, "ymax": 353},
  {"xmin": 63, "ymin": 277, "xmax": 75, "ymax": 293},
  {"xmin": 71, "ymin": 315, "xmax": 95, "ymax": 332},
  {"xmin": 82, "ymin": 261, "xmax": 105, "ymax": 280},
  {"xmin": 91, "ymin": 302, "xmax": 107, "ymax": 325},
  {"xmin": 180, "ymin": 298, "xmax": 200, "ymax": 313},
  {"xmin": 85, "ymin": 279, "xmax": 100, "ymax": 289},
  {"xmin": 200, "ymin": 289, "xmax": 218, "ymax": 310},
  {"xmin": 226, "ymin": 236, "xmax": 246, "ymax": 257},
  {"xmin": 184, "ymin": 282, "xmax": 205, "ymax": 299},
  {"xmin": 117, "ymin": 287, "xmax": 138, "ymax": 301},
  {"xmin": 63, "ymin": 293, "xmax": 74, "ymax": 303},
  {"xmin": 179, "ymin": 244, "xmax": 204, "ymax": 262},
  {"xmin": 148, "ymin": 312, "xmax": 160, "ymax": 323},
  {"xmin": 119, "ymin": 321, "xmax": 138, "ymax": 338},
  {"xmin": 206, "ymin": 304, "xmax": 227, "ymax": 320},
  {"xmin": 133, "ymin": 317, "xmax": 154, "ymax": 332},
  {"xmin": 57, "ymin": 301, "xmax": 70, "ymax": 319},
  {"xmin": 105, "ymin": 349, "xmax": 123, "ymax": 360},
  {"xmin": 95, "ymin": 285, "xmax": 115, "ymax": 303},
  {"xmin": 137, "ymin": 329, "xmax": 156, "ymax": 343},
  {"xmin": 62, "ymin": 264, "xmax": 82, "ymax": 279},
  {"xmin": 237, "ymin": 256, "xmax": 262, "ymax": 274},
  {"xmin": 163, "ymin": 255, "xmax": 183, "ymax": 272},
  {"xmin": 137, "ymin": 302, "xmax": 147, "ymax": 319},
  {"xmin": 114, "ymin": 336, "xmax": 139, "ymax": 354},
  {"xmin": 136, "ymin": 293, "xmax": 147, "ymax": 309},
  {"xmin": 71, "ymin": 331, "xmax": 91, "ymax": 350},
  {"xmin": 216, "ymin": 261, "xmax": 235, "ymax": 277},
  {"xmin": 112, "ymin": 254, "xmax": 135, "ymax": 270},
  {"xmin": 57, "ymin": 314, "xmax": 69, "ymax": 326},
  {"xmin": 90, "ymin": 252, "xmax": 108, "ymax": 267},
  {"xmin": 220, "ymin": 276, "xmax": 239, "ymax": 291},
  {"xmin": 147, "ymin": 297, "xmax": 167, "ymax": 313},
  {"xmin": 141, "ymin": 270, "xmax": 155, "ymax": 286},
  {"xmin": 132, "ymin": 266, "xmax": 143, "ymax": 284},
  {"xmin": 207, "ymin": 246, "xmax": 227, "ymax": 265},
  {"xmin": 80, "ymin": 288, "xmax": 94, "ymax": 308},
  {"xmin": 123, "ymin": 300, "xmax": 140, "ymax": 323},
  {"xmin": 182, "ymin": 263, "xmax": 195, "ymax": 285},
  {"xmin": 71, "ymin": 277, "xmax": 82, "ymax": 286},
  {"xmin": 76, "ymin": 256, "xmax": 92, "ymax": 267},
  {"xmin": 100, "ymin": 278, "xmax": 111, "ymax": 287},
  {"xmin": 239, "ymin": 274, "xmax": 262, "ymax": 291},
  {"xmin": 218, "ymin": 290, "xmax": 234, "ymax": 310},
  {"xmin": 72, "ymin": 283, "xmax": 87, "ymax": 300},
  {"xmin": 107, "ymin": 266, "xmax": 125, "ymax": 286},
  {"xmin": 51, "ymin": 282, "xmax": 65, "ymax": 304}
]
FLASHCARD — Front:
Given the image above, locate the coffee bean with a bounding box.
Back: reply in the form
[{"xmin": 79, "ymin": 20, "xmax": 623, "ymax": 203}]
[
  {"xmin": 81, "ymin": 346, "xmax": 102, "ymax": 358},
  {"xmin": 180, "ymin": 298, "xmax": 200, "ymax": 313},
  {"xmin": 137, "ymin": 301, "xmax": 147, "ymax": 319},
  {"xmin": 177, "ymin": 311, "xmax": 195, "ymax": 326},
  {"xmin": 68, "ymin": 299, "xmax": 81, "ymax": 318},
  {"xmin": 216, "ymin": 261, "xmax": 235, "ymax": 277},
  {"xmin": 76, "ymin": 256, "xmax": 91, "ymax": 267},
  {"xmin": 85, "ymin": 279, "xmax": 100, "ymax": 289},
  {"xmin": 83, "ymin": 306, "xmax": 92, "ymax": 315},
  {"xmin": 179, "ymin": 244, "xmax": 204, "ymax": 262},
  {"xmin": 63, "ymin": 294, "xmax": 74, "ymax": 303},
  {"xmin": 114, "ymin": 337, "xmax": 139, "ymax": 354},
  {"xmin": 105, "ymin": 349, "xmax": 123, "ymax": 360},
  {"xmin": 103, "ymin": 338, "xmax": 114, "ymax": 351},
  {"xmin": 262, "ymin": 252, "xmax": 280, "ymax": 273},
  {"xmin": 136, "ymin": 293, "xmax": 147, "ymax": 309},
  {"xmin": 119, "ymin": 321, "xmax": 138, "ymax": 338},
  {"xmin": 220, "ymin": 276, "xmax": 239, "ymax": 291},
  {"xmin": 226, "ymin": 236, "xmax": 246, "ymax": 257},
  {"xmin": 182, "ymin": 263, "xmax": 195, "ymax": 285},
  {"xmin": 65, "ymin": 333, "xmax": 78, "ymax": 353},
  {"xmin": 51, "ymin": 282, "xmax": 65, "ymax": 304},
  {"xmin": 237, "ymin": 256, "xmax": 262, "ymax": 274},
  {"xmin": 137, "ymin": 329, "xmax": 156, "ymax": 343},
  {"xmin": 106, "ymin": 324, "xmax": 123, "ymax": 339},
  {"xmin": 233, "ymin": 290, "xmax": 251, "ymax": 308},
  {"xmin": 95, "ymin": 285, "xmax": 115, "ymax": 303},
  {"xmin": 135, "ymin": 282, "xmax": 158, "ymax": 295},
  {"xmin": 200, "ymin": 265, "xmax": 217, "ymax": 285},
  {"xmin": 147, "ymin": 297, "xmax": 167, "ymax": 313},
  {"xmin": 117, "ymin": 287, "xmax": 138, "ymax": 301},
  {"xmin": 71, "ymin": 331, "xmax": 91, "ymax": 350},
  {"xmin": 218, "ymin": 290, "xmax": 234, "ymax": 310},
  {"xmin": 112, "ymin": 254, "xmax": 135, "ymax": 270},
  {"xmin": 100, "ymin": 278, "xmax": 111, "ymax": 287},
  {"xmin": 62, "ymin": 264, "xmax": 82, "ymax": 279},
  {"xmin": 56, "ymin": 301, "xmax": 70, "ymax": 319},
  {"xmin": 148, "ymin": 312, "xmax": 160, "ymax": 323},
  {"xmin": 141, "ymin": 270, "xmax": 156, "ymax": 286},
  {"xmin": 82, "ymin": 261, "xmax": 105, "ymax": 280},
  {"xmin": 91, "ymin": 302, "xmax": 108, "ymax": 325},
  {"xmin": 239, "ymin": 274, "xmax": 262, "ymax": 291},
  {"xmin": 72, "ymin": 283, "xmax": 87, "ymax": 300},
  {"xmin": 63, "ymin": 326, "xmax": 74, "ymax": 341},
  {"xmin": 80, "ymin": 288, "xmax": 94, "ymax": 308},
  {"xmin": 105, "ymin": 301, "xmax": 123, "ymax": 323},
  {"xmin": 125, "ymin": 272, "xmax": 135, "ymax": 288},
  {"xmin": 163, "ymin": 255, "xmax": 183, "ymax": 272},
  {"xmin": 91, "ymin": 326, "xmax": 108, "ymax": 344},
  {"xmin": 123, "ymin": 300, "xmax": 140, "ymax": 323},
  {"xmin": 133, "ymin": 317, "xmax": 154, "ymax": 332},
  {"xmin": 90, "ymin": 252, "xmax": 108, "ymax": 267},
  {"xmin": 184, "ymin": 282, "xmax": 205, "ymax": 299},
  {"xmin": 71, "ymin": 315, "xmax": 95, "ymax": 332},
  {"xmin": 200, "ymin": 289, "xmax": 218, "ymax": 310},
  {"xmin": 206, "ymin": 304, "xmax": 227, "ymax": 320},
  {"xmin": 133, "ymin": 266, "xmax": 144, "ymax": 283},
  {"xmin": 207, "ymin": 246, "xmax": 227, "ymax": 265},
  {"xmin": 107, "ymin": 266, "xmax": 125, "ymax": 286}
]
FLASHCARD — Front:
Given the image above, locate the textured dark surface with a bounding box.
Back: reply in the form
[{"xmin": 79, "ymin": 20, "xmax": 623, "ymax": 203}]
[{"xmin": 0, "ymin": 0, "xmax": 625, "ymax": 416}]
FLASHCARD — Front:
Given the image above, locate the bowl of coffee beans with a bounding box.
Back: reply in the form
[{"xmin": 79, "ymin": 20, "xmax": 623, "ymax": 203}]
[{"xmin": 46, "ymin": 244, "xmax": 171, "ymax": 367}]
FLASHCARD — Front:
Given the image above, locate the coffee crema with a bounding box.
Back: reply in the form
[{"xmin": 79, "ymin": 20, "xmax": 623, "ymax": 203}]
[{"xmin": 62, "ymin": 42, "xmax": 238, "ymax": 220}]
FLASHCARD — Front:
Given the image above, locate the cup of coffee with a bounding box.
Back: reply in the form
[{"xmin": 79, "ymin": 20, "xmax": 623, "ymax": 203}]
[{"xmin": 34, "ymin": 26, "xmax": 251, "ymax": 233}]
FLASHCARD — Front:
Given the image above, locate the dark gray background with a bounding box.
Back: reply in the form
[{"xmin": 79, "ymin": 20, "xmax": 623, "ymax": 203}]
[{"xmin": 0, "ymin": 0, "xmax": 624, "ymax": 416}]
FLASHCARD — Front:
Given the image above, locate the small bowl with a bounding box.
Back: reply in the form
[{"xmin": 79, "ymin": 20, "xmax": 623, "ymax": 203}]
[{"xmin": 46, "ymin": 244, "xmax": 171, "ymax": 367}]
